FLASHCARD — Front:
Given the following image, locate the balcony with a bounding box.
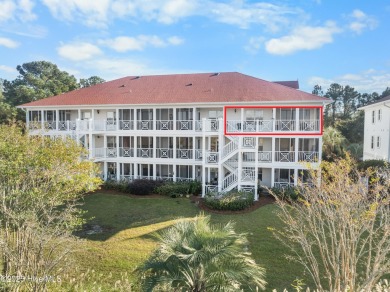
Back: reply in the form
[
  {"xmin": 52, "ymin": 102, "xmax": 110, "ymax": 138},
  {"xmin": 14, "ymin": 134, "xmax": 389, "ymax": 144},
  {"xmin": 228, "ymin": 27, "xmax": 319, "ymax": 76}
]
[
  {"xmin": 156, "ymin": 148, "xmax": 173, "ymax": 159},
  {"xmin": 176, "ymin": 149, "xmax": 193, "ymax": 159},
  {"xmin": 137, "ymin": 148, "xmax": 153, "ymax": 158},
  {"xmin": 119, "ymin": 120, "xmax": 134, "ymax": 130},
  {"xmin": 156, "ymin": 120, "xmax": 173, "ymax": 130},
  {"xmin": 275, "ymin": 151, "xmax": 295, "ymax": 162},
  {"xmin": 176, "ymin": 120, "xmax": 193, "ymax": 130}
]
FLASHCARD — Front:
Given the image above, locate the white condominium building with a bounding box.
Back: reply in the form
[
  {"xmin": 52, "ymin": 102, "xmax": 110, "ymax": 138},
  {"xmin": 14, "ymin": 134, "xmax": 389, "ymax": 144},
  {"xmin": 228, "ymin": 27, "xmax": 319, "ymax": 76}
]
[{"xmin": 19, "ymin": 72, "xmax": 330, "ymax": 199}]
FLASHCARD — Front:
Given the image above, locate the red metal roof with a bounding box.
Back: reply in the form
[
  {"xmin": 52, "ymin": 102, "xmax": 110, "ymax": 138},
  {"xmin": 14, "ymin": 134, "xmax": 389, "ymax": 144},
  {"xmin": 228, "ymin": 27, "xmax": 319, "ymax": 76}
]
[
  {"xmin": 19, "ymin": 72, "xmax": 329, "ymax": 107},
  {"xmin": 273, "ymin": 80, "xmax": 299, "ymax": 89}
]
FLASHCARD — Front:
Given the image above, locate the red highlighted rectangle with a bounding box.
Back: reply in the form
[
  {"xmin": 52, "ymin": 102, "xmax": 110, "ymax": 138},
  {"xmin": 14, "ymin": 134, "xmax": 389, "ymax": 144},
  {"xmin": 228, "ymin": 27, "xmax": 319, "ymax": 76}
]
[{"xmin": 223, "ymin": 105, "xmax": 323, "ymax": 136}]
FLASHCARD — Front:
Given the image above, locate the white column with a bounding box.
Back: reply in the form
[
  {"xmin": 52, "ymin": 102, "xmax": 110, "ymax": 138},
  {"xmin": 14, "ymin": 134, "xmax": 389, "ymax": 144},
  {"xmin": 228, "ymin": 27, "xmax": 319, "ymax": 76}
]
[
  {"xmin": 318, "ymin": 136, "xmax": 323, "ymax": 164},
  {"xmin": 254, "ymin": 137, "xmax": 259, "ymax": 201},
  {"xmin": 103, "ymin": 134, "xmax": 107, "ymax": 158},
  {"xmin": 294, "ymin": 137, "xmax": 299, "ymax": 163},
  {"xmin": 202, "ymin": 126, "xmax": 206, "ymax": 197},
  {"xmin": 134, "ymin": 136, "xmax": 138, "ymax": 158},
  {"xmin": 272, "ymin": 108, "xmax": 276, "ymax": 131},
  {"xmin": 193, "ymin": 107, "xmax": 196, "ymax": 131},
  {"xmin": 173, "ymin": 108, "xmax": 177, "ymax": 131},
  {"xmin": 116, "ymin": 162, "xmax": 120, "ymax": 181},
  {"xmin": 134, "ymin": 162, "xmax": 138, "ymax": 179},
  {"xmin": 88, "ymin": 132, "xmax": 93, "ymax": 159},
  {"xmin": 271, "ymin": 168, "xmax": 275, "ymax": 187},
  {"xmin": 55, "ymin": 109, "xmax": 59, "ymax": 131},
  {"xmin": 272, "ymin": 137, "xmax": 275, "ymax": 163},
  {"xmin": 295, "ymin": 108, "xmax": 300, "ymax": 131},
  {"xmin": 152, "ymin": 108, "xmax": 156, "ymax": 131},
  {"xmin": 218, "ymin": 118, "xmax": 223, "ymax": 192},
  {"xmin": 41, "ymin": 109, "xmax": 44, "ymax": 129},
  {"xmin": 293, "ymin": 169, "xmax": 298, "ymax": 186},
  {"xmin": 237, "ymin": 136, "xmax": 242, "ymax": 191},
  {"xmin": 134, "ymin": 108, "xmax": 138, "ymax": 130},
  {"xmin": 26, "ymin": 109, "xmax": 30, "ymax": 129},
  {"xmin": 116, "ymin": 108, "xmax": 120, "ymax": 131},
  {"xmin": 103, "ymin": 161, "xmax": 107, "ymax": 181},
  {"xmin": 116, "ymin": 135, "xmax": 120, "ymax": 158},
  {"xmin": 153, "ymin": 136, "xmax": 156, "ymax": 159},
  {"xmin": 152, "ymin": 163, "xmax": 156, "ymax": 180}
]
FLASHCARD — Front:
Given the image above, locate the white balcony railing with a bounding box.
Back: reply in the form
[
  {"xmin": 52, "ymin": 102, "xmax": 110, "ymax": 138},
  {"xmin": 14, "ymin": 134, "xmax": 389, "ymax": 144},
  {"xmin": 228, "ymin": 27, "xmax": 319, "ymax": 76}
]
[
  {"xmin": 176, "ymin": 120, "xmax": 193, "ymax": 130},
  {"xmin": 275, "ymin": 120, "xmax": 295, "ymax": 131},
  {"xmin": 58, "ymin": 121, "xmax": 77, "ymax": 131},
  {"xmin": 156, "ymin": 148, "xmax": 173, "ymax": 158},
  {"xmin": 137, "ymin": 121, "xmax": 153, "ymax": 130},
  {"xmin": 195, "ymin": 149, "xmax": 203, "ymax": 160},
  {"xmin": 275, "ymin": 151, "xmax": 295, "ymax": 162},
  {"xmin": 120, "ymin": 120, "xmax": 134, "ymax": 130},
  {"xmin": 137, "ymin": 148, "xmax": 153, "ymax": 158},
  {"xmin": 226, "ymin": 120, "xmax": 273, "ymax": 132},
  {"xmin": 119, "ymin": 147, "xmax": 134, "ymax": 157},
  {"xmin": 298, "ymin": 151, "xmax": 319, "ymax": 163},
  {"xmin": 242, "ymin": 168, "xmax": 255, "ymax": 182},
  {"xmin": 206, "ymin": 152, "xmax": 219, "ymax": 163},
  {"xmin": 156, "ymin": 120, "xmax": 173, "ymax": 130},
  {"xmin": 176, "ymin": 149, "xmax": 193, "ymax": 159},
  {"xmin": 299, "ymin": 120, "xmax": 320, "ymax": 131},
  {"xmin": 258, "ymin": 151, "xmax": 272, "ymax": 162}
]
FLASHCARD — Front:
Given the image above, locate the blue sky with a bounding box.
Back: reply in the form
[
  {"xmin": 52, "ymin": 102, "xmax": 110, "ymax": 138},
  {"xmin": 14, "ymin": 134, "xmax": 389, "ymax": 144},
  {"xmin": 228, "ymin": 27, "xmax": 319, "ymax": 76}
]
[{"xmin": 0, "ymin": 0, "xmax": 389, "ymax": 93}]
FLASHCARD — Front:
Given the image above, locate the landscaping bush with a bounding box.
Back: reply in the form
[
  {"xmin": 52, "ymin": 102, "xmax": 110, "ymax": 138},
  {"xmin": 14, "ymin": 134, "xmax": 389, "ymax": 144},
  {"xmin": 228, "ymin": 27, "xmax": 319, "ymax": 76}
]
[
  {"xmin": 270, "ymin": 186, "xmax": 301, "ymax": 202},
  {"xmin": 127, "ymin": 179, "xmax": 164, "ymax": 196},
  {"xmin": 188, "ymin": 180, "xmax": 202, "ymax": 196},
  {"xmin": 204, "ymin": 191, "xmax": 254, "ymax": 211},
  {"xmin": 103, "ymin": 180, "xmax": 128, "ymax": 192},
  {"xmin": 357, "ymin": 159, "xmax": 389, "ymax": 171},
  {"xmin": 155, "ymin": 182, "xmax": 191, "ymax": 197}
]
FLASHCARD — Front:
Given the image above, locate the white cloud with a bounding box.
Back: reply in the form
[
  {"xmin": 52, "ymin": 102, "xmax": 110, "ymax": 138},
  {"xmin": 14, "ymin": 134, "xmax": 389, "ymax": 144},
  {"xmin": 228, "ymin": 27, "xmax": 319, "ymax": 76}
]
[
  {"xmin": 168, "ymin": 36, "xmax": 184, "ymax": 45},
  {"xmin": 0, "ymin": 36, "xmax": 19, "ymax": 48},
  {"xmin": 42, "ymin": 0, "xmax": 111, "ymax": 27},
  {"xmin": 0, "ymin": 0, "xmax": 35, "ymax": 22},
  {"xmin": 348, "ymin": 9, "xmax": 377, "ymax": 34},
  {"xmin": 0, "ymin": 64, "xmax": 15, "ymax": 73},
  {"xmin": 0, "ymin": 0, "xmax": 16, "ymax": 22},
  {"xmin": 308, "ymin": 69, "xmax": 390, "ymax": 93},
  {"xmin": 100, "ymin": 35, "xmax": 183, "ymax": 52},
  {"xmin": 41, "ymin": 0, "xmax": 303, "ymax": 31},
  {"xmin": 265, "ymin": 21, "xmax": 341, "ymax": 55},
  {"xmin": 208, "ymin": 2, "xmax": 302, "ymax": 31},
  {"xmin": 57, "ymin": 42, "xmax": 102, "ymax": 61},
  {"xmin": 244, "ymin": 36, "xmax": 265, "ymax": 54}
]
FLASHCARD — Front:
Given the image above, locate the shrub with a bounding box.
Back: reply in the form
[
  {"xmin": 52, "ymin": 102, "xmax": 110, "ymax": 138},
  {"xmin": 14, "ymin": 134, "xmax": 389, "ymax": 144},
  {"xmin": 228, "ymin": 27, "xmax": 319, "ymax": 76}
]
[
  {"xmin": 357, "ymin": 159, "xmax": 389, "ymax": 171},
  {"xmin": 103, "ymin": 180, "xmax": 128, "ymax": 192},
  {"xmin": 270, "ymin": 186, "xmax": 301, "ymax": 202},
  {"xmin": 127, "ymin": 179, "xmax": 164, "ymax": 196},
  {"xmin": 204, "ymin": 191, "xmax": 254, "ymax": 211},
  {"xmin": 188, "ymin": 180, "xmax": 202, "ymax": 196},
  {"xmin": 155, "ymin": 182, "xmax": 191, "ymax": 197}
]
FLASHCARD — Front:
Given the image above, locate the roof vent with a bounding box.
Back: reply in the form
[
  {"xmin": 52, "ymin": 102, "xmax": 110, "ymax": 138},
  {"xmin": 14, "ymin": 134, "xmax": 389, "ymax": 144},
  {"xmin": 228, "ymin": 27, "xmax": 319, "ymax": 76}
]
[
  {"xmin": 131, "ymin": 76, "xmax": 141, "ymax": 80},
  {"xmin": 119, "ymin": 84, "xmax": 126, "ymax": 87},
  {"xmin": 186, "ymin": 83, "xmax": 193, "ymax": 86},
  {"xmin": 210, "ymin": 73, "xmax": 220, "ymax": 77}
]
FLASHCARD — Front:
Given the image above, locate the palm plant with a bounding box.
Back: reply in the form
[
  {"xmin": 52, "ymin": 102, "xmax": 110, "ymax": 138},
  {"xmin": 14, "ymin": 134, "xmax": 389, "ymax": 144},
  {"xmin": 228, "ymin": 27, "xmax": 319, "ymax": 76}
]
[{"xmin": 136, "ymin": 215, "xmax": 266, "ymax": 291}]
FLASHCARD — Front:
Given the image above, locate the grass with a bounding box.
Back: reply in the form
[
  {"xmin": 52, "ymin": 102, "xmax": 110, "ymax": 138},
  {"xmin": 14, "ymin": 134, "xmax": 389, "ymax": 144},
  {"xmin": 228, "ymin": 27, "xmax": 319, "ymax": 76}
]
[{"xmin": 70, "ymin": 192, "xmax": 308, "ymax": 291}]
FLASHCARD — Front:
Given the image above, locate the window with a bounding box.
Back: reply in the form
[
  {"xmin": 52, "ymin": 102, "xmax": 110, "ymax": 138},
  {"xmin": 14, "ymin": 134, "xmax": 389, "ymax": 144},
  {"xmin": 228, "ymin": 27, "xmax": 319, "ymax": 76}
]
[
  {"xmin": 378, "ymin": 109, "xmax": 382, "ymax": 121},
  {"xmin": 372, "ymin": 110, "xmax": 375, "ymax": 123},
  {"xmin": 371, "ymin": 136, "xmax": 374, "ymax": 149},
  {"xmin": 377, "ymin": 136, "xmax": 381, "ymax": 148}
]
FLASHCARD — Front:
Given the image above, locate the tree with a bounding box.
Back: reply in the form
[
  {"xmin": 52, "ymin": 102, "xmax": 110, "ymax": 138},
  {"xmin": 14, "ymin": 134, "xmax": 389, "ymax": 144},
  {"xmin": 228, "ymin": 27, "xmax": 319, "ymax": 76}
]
[
  {"xmin": 324, "ymin": 83, "xmax": 343, "ymax": 127},
  {"xmin": 341, "ymin": 85, "xmax": 359, "ymax": 119},
  {"xmin": 3, "ymin": 61, "xmax": 78, "ymax": 107},
  {"xmin": 322, "ymin": 126, "xmax": 347, "ymax": 160},
  {"xmin": 137, "ymin": 215, "xmax": 267, "ymax": 291},
  {"xmin": 312, "ymin": 84, "xmax": 324, "ymax": 96},
  {"xmin": 0, "ymin": 124, "xmax": 101, "ymax": 291},
  {"xmin": 79, "ymin": 76, "xmax": 105, "ymax": 88},
  {"xmin": 381, "ymin": 87, "xmax": 390, "ymax": 98},
  {"xmin": 0, "ymin": 79, "xmax": 16, "ymax": 123},
  {"xmin": 271, "ymin": 156, "xmax": 390, "ymax": 291}
]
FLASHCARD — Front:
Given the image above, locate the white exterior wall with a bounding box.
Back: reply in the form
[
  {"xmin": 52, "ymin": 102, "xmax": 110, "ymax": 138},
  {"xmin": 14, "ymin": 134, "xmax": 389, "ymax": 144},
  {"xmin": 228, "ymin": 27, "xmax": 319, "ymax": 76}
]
[{"xmin": 362, "ymin": 103, "xmax": 390, "ymax": 161}]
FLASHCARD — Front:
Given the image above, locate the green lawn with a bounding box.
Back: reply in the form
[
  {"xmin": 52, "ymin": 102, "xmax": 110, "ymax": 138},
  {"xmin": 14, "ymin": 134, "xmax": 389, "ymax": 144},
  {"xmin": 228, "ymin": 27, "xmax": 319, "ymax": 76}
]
[{"xmin": 72, "ymin": 192, "xmax": 308, "ymax": 291}]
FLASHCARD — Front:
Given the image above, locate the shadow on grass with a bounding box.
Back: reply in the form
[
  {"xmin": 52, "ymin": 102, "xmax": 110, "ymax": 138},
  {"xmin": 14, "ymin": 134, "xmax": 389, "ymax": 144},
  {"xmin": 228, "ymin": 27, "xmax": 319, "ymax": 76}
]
[{"xmin": 75, "ymin": 192, "xmax": 200, "ymax": 241}]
